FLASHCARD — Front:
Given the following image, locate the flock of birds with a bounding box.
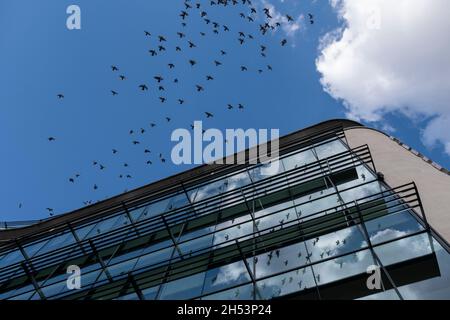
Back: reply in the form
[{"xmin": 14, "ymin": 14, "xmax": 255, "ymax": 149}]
[{"xmin": 39, "ymin": 0, "xmax": 316, "ymax": 216}]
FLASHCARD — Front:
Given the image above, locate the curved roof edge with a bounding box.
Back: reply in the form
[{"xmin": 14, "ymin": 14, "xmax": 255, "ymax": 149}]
[
  {"xmin": 343, "ymin": 125, "xmax": 450, "ymax": 177},
  {"xmin": 0, "ymin": 118, "xmax": 362, "ymax": 242}
]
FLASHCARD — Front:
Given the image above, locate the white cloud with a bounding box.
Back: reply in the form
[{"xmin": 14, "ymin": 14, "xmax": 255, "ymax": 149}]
[{"xmin": 316, "ymin": 0, "xmax": 450, "ymax": 155}]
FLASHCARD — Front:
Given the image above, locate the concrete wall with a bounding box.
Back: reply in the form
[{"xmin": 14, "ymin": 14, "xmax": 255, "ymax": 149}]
[{"xmin": 345, "ymin": 127, "xmax": 450, "ymax": 243}]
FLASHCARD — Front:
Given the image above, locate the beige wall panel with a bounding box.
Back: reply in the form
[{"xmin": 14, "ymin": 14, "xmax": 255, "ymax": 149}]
[{"xmin": 345, "ymin": 127, "xmax": 450, "ymax": 243}]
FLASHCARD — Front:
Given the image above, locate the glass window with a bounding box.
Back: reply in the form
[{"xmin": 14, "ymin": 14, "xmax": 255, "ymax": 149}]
[
  {"xmin": 314, "ymin": 139, "xmax": 347, "ymax": 159},
  {"xmin": 213, "ymin": 214, "xmax": 254, "ymax": 248},
  {"xmin": 312, "ymin": 248, "xmax": 374, "ymax": 287},
  {"xmin": 33, "ymin": 232, "xmax": 76, "ymax": 257},
  {"xmin": 304, "ymin": 225, "xmax": 367, "ymax": 264},
  {"xmin": 338, "ymin": 180, "xmax": 384, "ymax": 204},
  {"xmin": 159, "ymin": 272, "xmax": 205, "ymax": 299},
  {"xmin": 0, "ymin": 249, "xmax": 25, "ymax": 269},
  {"xmin": 224, "ymin": 171, "xmax": 252, "ymax": 193},
  {"xmin": 24, "ymin": 239, "xmax": 50, "ymax": 258},
  {"xmin": 337, "ymin": 165, "xmax": 378, "ymax": 191},
  {"xmin": 85, "ymin": 215, "xmax": 124, "ymax": 238},
  {"xmin": 248, "ymin": 160, "xmax": 284, "ymax": 183},
  {"xmin": 0, "ymin": 283, "xmax": 35, "ymax": 300},
  {"xmin": 365, "ymin": 211, "xmax": 423, "ymax": 245},
  {"xmin": 252, "ymin": 241, "xmax": 308, "ymax": 280},
  {"xmin": 8, "ymin": 290, "xmax": 35, "ymax": 300},
  {"xmin": 202, "ymin": 260, "xmax": 251, "ymax": 294},
  {"xmin": 373, "ymin": 232, "xmax": 432, "ymax": 266},
  {"xmin": 293, "ymin": 187, "xmax": 340, "ymax": 220},
  {"xmin": 75, "ymin": 221, "xmax": 100, "ymax": 240},
  {"xmin": 201, "ymin": 282, "xmax": 254, "ymax": 300},
  {"xmin": 100, "ymin": 257, "xmax": 139, "ymax": 281},
  {"xmin": 256, "ymin": 266, "xmax": 315, "ymax": 299},
  {"xmin": 178, "ymin": 226, "xmax": 216, "ymax": 257},
  {"xmin": 254, "ymin": 200, "xmax": 295, "ymax": 232},
  {"xmin": 116, "ymin": 292, "xmax": 140, "ymax": 300},
  {"xmin": 133, "ymin": 244, "xmax": 174, "ymax": 272},
  {"xmin": 282, "ymin": 149, "xmax": 316, "ymax": 172},
  {"xmin": 190, "ymin": 179, "xmax": 227, "ymax": 203},
  {"xmin": 394, "ymin": 239, "xmax": 450, "ymax": 299},
  {"xmin": 142, "ymin": 285, "xmax": 160, "ymax": 300},
  {"xmin": 40, "ymin": 279, "xmax": 68, "ymax": 298}
]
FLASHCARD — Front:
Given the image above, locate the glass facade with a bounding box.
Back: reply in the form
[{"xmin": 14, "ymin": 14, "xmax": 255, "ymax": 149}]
[{"xmin": 0, "ymin": 125, "xmax": 450, "ymax": 300}]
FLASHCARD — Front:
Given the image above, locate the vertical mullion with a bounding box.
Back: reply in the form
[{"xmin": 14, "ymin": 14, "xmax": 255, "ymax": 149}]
[
  {"xmin": 21, "ymin": 262, "xmax": 46, "ymax": 300},
  {"xmin": 354, "ymin": 200, "xmax": 404, "ymax": 300}
]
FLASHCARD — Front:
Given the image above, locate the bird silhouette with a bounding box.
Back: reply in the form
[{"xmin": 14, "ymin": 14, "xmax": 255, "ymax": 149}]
[
  {"xmin": 154, "ymin": 75, "xmax": 164, "ymax": 83},
  {"xmin": 180, "ymin": 10, "xmax": 188, "ymax": 20}
]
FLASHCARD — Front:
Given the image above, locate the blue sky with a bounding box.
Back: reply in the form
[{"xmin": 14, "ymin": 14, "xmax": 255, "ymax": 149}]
[{"xmin": 0, "ymin": 0, "xmax": 448, "ymax": 221}]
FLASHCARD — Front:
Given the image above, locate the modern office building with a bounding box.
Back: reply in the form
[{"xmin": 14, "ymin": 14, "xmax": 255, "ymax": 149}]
[{"xmin": 1, "ymin": 119, "xmax": 450, "ymax": 300}]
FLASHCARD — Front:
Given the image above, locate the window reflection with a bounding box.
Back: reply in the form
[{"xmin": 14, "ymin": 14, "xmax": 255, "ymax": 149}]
[
  {"xmin": 201, "ymin": 283, "xmax": 254, "ymax": 300},
  {"xmin": 282, "ymin": 149, "xmax": 316, "ymax": 172},
  {"xmin": 202, "ymin": 260, "xmax": 251, "ymax": 295},
  {"xmin": 159, "ymin": 272, "xmax": 205, "ymax": 299},
  {"xmin": 256, "ymin": 266, "xmax": 315, "ymax": 299},
  {"xmin": 314, "ymin": 139, "xmax": 347, "ymax": 159}
]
